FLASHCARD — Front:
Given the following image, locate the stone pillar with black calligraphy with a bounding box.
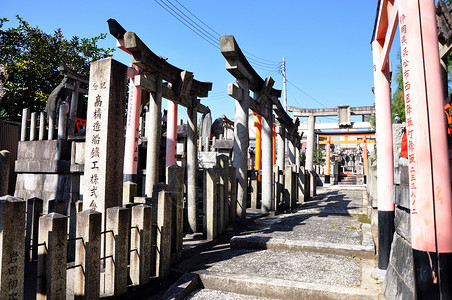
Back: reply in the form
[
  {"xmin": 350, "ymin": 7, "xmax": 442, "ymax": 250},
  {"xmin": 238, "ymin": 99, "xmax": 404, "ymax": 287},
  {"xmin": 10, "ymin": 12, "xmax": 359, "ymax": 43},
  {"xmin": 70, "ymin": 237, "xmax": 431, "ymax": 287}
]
[{"xmin": 83, "ymin": 58, "xmax": 127, "ymax": 224}]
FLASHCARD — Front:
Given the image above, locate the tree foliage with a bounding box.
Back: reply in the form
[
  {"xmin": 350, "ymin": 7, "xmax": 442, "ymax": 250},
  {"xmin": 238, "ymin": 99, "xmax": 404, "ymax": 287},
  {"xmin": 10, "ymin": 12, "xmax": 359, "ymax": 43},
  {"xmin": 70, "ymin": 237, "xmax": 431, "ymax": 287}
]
[
  {"xmin": 0, "ymin": 16, "xmax": 114, "ymax": 121},
  {"xmin": 391, "ymin": 51, "xmax": 406, "ymax": 123}
]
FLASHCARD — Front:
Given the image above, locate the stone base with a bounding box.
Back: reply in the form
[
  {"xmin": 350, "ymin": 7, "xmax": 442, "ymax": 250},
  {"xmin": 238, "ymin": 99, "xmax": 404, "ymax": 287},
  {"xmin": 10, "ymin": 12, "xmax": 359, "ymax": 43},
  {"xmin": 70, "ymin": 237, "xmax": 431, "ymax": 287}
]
[
  {"xmin": 384, "ymin": 233, "xmax": 415, "ymax": 300},
  {"xmin": 14, "ymin": 173, "xmax": 74, "ymax": 213}
]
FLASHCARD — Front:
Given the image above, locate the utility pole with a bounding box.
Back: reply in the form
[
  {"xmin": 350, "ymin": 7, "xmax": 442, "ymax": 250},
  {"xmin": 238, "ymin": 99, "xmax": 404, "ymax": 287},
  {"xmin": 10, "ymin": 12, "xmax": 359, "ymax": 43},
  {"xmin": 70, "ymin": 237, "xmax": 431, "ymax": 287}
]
[
  {"xmin": 282, "ymin": 57, "xmax": 289, "ymax": 162},
  {"xmin": 282, "ymin": 57, "xmax": 287, "ymax": 112}
]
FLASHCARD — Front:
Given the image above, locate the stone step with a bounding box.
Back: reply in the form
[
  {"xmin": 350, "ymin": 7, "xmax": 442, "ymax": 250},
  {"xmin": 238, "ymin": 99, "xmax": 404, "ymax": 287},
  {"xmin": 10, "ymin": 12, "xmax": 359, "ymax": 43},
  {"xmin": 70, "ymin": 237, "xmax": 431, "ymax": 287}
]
[
  {"xmin": 163, "ymin": 249, "xmax": 379, "ymax": 300},
  {"xmin": 230, "ymin": 235, "xmax": 375, "ymax": 259},
  {"xmin": 197, "ymin": 272, "xmax": 379, "ymax": 300}
]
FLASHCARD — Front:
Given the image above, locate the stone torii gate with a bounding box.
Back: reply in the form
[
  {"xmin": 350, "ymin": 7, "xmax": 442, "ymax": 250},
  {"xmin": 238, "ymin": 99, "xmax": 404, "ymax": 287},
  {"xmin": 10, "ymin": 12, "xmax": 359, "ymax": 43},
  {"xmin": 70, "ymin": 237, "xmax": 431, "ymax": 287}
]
[
  {"xmin": 288, "ymin": 105, "xmax": 375, "ymax": 195},
  {"xmin": 108, "ymin": 19, "xmax": 212, "ymax": 233},
  {"xmin": 220, "ymin": 35, "xmax": 301, "ymax": 215}
]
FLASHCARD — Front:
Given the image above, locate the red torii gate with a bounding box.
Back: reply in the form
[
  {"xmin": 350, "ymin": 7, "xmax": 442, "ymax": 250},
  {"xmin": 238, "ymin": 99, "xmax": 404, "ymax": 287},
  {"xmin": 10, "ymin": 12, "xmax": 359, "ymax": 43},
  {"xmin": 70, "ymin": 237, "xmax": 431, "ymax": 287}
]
[
  {"xmin": 317, "ymin": 131, "xmax": 375, "ymax": 183},
  {"xmin": 372, "ymin": 0, "xmax": 452, "ymax": 298}
]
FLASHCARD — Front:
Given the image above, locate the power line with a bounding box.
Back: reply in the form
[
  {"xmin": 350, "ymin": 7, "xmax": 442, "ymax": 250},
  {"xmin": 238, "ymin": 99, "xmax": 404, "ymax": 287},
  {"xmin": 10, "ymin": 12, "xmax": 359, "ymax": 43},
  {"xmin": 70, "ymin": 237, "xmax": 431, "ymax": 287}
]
[
  {"xmin": 154, "ymin": 0, "xmax": 220, "ymax": 49},
  {"xmin": 154, "ymin": 0, "xmax": 281, "ymax": 69},
  {"xmin": 173, "ymin": 0, "xmax": 222, "ymax": 37},
  {"xmin": 286, "ymin": 79, "xmax": 328, "ymax": 108},
  {"xmin": 163, "ymin": 0, "xmax": 219, "ymax": 43}
]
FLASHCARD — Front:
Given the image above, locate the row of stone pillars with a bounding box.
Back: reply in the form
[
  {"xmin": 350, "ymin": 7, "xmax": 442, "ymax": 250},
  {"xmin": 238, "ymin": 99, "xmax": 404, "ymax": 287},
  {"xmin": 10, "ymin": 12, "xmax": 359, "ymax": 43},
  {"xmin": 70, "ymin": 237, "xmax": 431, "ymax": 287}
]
[
  {"xmin": 107, "ymin": 23, "xmax": 212, "ymax": 234},
  {"xmin": 0, "ymin": 189, "xmax": 174, "ymax": 299},
  {"xmin": 220, "ymin": 35, "xmax": 303, "ymax": 215}
]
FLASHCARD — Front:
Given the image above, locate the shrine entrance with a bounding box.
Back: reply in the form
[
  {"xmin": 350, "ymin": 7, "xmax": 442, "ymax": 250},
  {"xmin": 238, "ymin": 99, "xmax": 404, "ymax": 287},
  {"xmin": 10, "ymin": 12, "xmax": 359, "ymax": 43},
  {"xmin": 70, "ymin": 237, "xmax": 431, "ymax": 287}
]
[{"xmin": 317, "ymin": 130, "xmax": 375, "ymax": 185}]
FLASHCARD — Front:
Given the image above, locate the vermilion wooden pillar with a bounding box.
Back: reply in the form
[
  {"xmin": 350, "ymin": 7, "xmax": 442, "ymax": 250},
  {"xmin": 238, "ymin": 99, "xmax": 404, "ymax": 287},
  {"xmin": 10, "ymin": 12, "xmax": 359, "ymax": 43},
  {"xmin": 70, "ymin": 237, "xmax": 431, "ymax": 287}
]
[
  {"xmin": 372, "ymin": 39, "xmax": 395, "ymax": 271},
  {"xmin": 123, "ymin": 64, "xmax": 142, "ymax": 183},
  {"xmin": 253, "ymin": 112, "xmax": 262, "ymax": 178},
  {"xmin": 325, "ymin": 136, "xmax": 331, "ymax": 184},
  {"xmin": 398, "ymin": 0, "xmax": 452, "ymax": 297}
]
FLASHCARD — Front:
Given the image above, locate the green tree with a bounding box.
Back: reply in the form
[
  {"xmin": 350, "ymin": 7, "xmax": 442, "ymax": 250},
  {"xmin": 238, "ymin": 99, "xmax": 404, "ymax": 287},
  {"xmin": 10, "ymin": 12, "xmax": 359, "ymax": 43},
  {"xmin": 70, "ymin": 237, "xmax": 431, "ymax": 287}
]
[
  {"xmin": 0, "ymin": 16, "xmax": 114, "ymax": 121},
  {"xmin": 391, "ymin": 51, "xmax": 405, "ymax": 123},
  {"xmin": 313, "ymin": 146, "xmax": 325, "ymax": 164}
]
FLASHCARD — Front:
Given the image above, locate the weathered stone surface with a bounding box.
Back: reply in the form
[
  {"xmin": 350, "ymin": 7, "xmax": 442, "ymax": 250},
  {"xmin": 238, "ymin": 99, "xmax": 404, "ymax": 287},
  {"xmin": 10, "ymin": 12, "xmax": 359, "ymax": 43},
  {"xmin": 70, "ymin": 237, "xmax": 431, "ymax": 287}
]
[
  {"xmin": 130, "ymin": 204, "xmax": 152, "ymax": 285},
  {"xmin": 15, "ymin": 173, "xmax": 72, "ymax": 211},
  {"xmin": 74, "ymin": 210, "xmax": 101, "ymax": 299},
  {"xmin": 392, "ymin": 185, "xmax": 409, "ymax": 209},
  {"xmin": 0, "ymin": 150, "xmax": 10, "ymax": 196},
  {"xmin": 16, "ymin": 140, "xmax": 71, "ymax": 162},
  {"xmin": 0, "ymin": 196, "xmax": 26, "ymax": 300},
  {"xmin": 156, "ymin": 191, "xmax": 172, "ymax": 281},
  {"xmin": 167, "ymin": 164, "xmax": 184, "ymax": 259},
  {"xmin": 394, "ymin": 206, "xmax": 411, "ymax": 244},
  {"xmin": 123, "ymin": 181, "xmax": 137, "ymax": 206},
  {"xmin": 204, "ymin": 168, "xmax": 218, "ymax": 241},
  {"xmin": 37, "ymin": 213, "xmax": 67, "ymax": 298},
  {"xmin": 394, "ymin": 164, "xmax": 409, "ymax": 186},
  {"xmin": 392, "ymin": 124, "xmax": 404, "ymax": 168},
  {"xmin": 384, "ymin": 233, "xmax": 415, "ymax": 300},
  {"xmin": 83, "ymin": 58, "xmax": 127, "ymax": 224},
  {"xmin": 105, "ymin": 207, "xmax": 129, "ymax": 296}
]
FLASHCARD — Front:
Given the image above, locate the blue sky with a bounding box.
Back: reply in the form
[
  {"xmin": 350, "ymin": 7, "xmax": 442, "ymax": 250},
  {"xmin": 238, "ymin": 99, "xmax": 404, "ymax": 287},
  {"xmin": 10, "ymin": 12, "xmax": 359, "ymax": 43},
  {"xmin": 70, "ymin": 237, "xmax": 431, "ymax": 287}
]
[{"xmin": 1, "ymin": 1, "xmax": 401, "ymax": 123}]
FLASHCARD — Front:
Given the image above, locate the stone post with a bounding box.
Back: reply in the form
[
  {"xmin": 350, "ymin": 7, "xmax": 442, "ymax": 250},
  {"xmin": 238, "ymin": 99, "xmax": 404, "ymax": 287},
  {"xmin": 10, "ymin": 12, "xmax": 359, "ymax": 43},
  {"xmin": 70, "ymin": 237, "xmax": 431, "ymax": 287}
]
[
  {"xmin": 305, "ymin": 115, "xmax": 316, "ymax": 197},
  {"xmin": 0, "ymin": 196, "xmax": 26, "ymax": 300},
  {"xmin": 68, "ymin": 81, "xmax": 80, "ymax": 136},
  {"xmin": 291, "ymin": 165, "xmax": 297, "ymax": 209},
  {"xmin": 217, "ymin": 155, "xmax": 230, "ymax": 229},
  {"xmin": 39, "ymin": 112, "xmax": 46, "ymax": 141},
  {"xmin": 204, "ymin": 168, "xmax": 218, "ymax": 241},
  {"xmin": 296, "ymin": 146, "xmax": 303, "ymax": 203},
  {"xmin": 288, "ymin": 139, "xmax": 295, "ymax": 165},
  {"xmin": 123, "ymin": 181, "xmax": 137, "ymax": 206},
  {"xmin": 83, "ymin": 58, "xmax": 127, "ymax": 230},
  {"xmin": 284, "ymin": 166, "xmax": 294, "ymax": 210},
  {"xmin": 48, "ymin": 114, "xmax": 55, "ymax": 140},
  {"xmin": 167, "ymin": 164, "xmax": 184, "ymax": 260},
  {"xmin": 187, "ymin": 101, "xmax": 198, "ymax": 233},
  {"xmin": 250, "ymin": 171, "xmax": 258, "ymax": 209},
  {"xmin": 151, "ymin": 183, "xmax": 167, "ymax": 276},
  {"xmin": 229, "ymin": 166, "xmax": 237, "ymax": 224},
  {"xmin": 261, "ymin": 108, "xmax": 273, "ymax": 212},
  {"xmin": 105, "ymin": 207, "xmax": 129, "ymax": 296},
  {"xmin": 37, "ymin": 213, "xmax": 67, "ymax": 299},
  {"xmin": 273, "ymin": 165, "xmax": 281, "ymax": 210},
  {"xmin": 277, "ymin": 125, "xmax": 285, "ymax": 170},
  {"xmin": 130, "ymin": 204, "xmax": 152, "ymax": 286},
  {"xmin": 74, "ymin": 210, "xmax": 101, "ymax": 299},
  {"xmin": 57, "ymin": 102, "xmax": 68, "ymax": 141},
  {"xmin": 21, "ymin": 108, "xmax": 30, "ymax": 141},
  {"xmin": 216, "ymin": 161, "xmax": 225, "ymax": 235},
  {"xmin": 145, "ymin": 74, "xmax": 162, "ymax": 196},
  {"xmin": 30, "ymin": 112, "xmax": 38, "ymax": 141},
  {"xmin": 156, "ymin": 191, "xmax": 172, "ymax": 281},
  {"xmin": 25, "ymin": 197, "xmax": 43, "ymax": 261},
  {"xmin": 234, "ymin": 79, "xmax": 250, "ymax": 219},
  {"xmin": 0, "ymin": 150, "xmax": 10, "ymax": 196}
]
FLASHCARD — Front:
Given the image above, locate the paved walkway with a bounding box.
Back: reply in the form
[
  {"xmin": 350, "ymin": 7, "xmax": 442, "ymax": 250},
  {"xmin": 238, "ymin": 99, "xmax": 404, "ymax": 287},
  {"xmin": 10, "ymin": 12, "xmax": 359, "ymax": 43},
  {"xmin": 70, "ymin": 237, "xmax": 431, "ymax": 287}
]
[{"xmin": 162, "ymin": 187, "xmax": 383, "ymax": 299}]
